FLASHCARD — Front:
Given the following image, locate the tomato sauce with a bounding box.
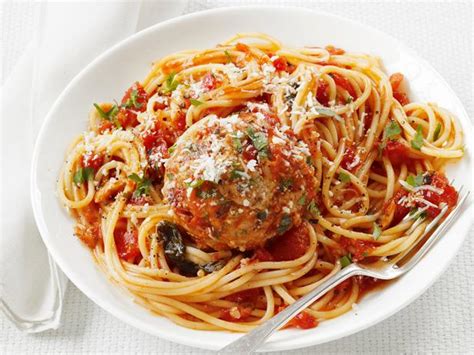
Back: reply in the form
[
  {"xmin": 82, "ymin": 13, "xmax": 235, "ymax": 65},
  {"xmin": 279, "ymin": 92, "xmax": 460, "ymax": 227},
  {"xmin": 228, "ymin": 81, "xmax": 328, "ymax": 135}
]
[
  {"xmin": 116, "ymin": 82, "xmax": 148, "ymax": 128},
  {"xmin": 340, "ymin": 145, "xmax": 360, "ymax": 172},
  {"xmin": 315, "ymin": 79, "xmax": 330, "ymax": 106},
  {"xmin": 383, "ymin": 140, "xmax": 411, "ymax": 167},
  {"xmin": 276, "ymin": 305, "xmax": 319, "ymax": 329},
  {"xmin": 114, "ymin": 219, "xmax": 141, "ymax": 264},
  {"xmin": 331, "ymin": 73, "xmax": 356, "ymax": 98},
  {"xmin": 390, "ymin": 73, "xmax": 410, "ymax": 106},
  {"xmin": 419, "ymin": 172, "xmax": 458, "ymax": 218},
  {"xmin": 339, "ymin": 237, "xmax": 376, "ymax": 262}
]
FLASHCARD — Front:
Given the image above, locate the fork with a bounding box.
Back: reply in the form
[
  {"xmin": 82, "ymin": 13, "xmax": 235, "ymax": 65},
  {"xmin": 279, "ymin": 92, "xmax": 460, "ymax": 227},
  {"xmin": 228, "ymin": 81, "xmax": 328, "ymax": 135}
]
[{"xmin": 218, "ymin": 186, "xmax": 470, "ymax": 354}]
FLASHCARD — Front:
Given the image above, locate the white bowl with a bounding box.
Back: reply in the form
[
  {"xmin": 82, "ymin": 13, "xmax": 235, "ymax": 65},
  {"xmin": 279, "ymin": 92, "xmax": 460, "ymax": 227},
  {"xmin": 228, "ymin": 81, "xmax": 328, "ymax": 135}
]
[{"xmin": 31, "ymin": 6, "xmax": 473, "ymax": 352}]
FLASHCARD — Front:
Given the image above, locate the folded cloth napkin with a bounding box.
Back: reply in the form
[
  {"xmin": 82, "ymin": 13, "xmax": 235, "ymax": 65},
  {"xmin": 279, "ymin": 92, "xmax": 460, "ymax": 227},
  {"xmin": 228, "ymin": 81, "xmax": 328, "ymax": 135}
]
[{"xmin": 0, "ymin": 0, "xmax": 185, "ymax": 332}]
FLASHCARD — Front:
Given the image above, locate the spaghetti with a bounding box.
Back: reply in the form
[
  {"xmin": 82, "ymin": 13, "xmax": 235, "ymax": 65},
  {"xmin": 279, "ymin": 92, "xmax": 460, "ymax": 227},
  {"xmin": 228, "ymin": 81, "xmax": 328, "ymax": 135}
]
[{"xmin": 58, "ymin": 33, "xmax": 463, "ymax": 331}]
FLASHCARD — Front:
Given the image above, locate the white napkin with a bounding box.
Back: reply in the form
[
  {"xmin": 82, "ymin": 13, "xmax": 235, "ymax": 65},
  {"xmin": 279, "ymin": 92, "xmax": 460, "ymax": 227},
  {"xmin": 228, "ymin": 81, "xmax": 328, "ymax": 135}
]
[{"xmin": 0, "ymin": 1, "xmax": 185, "ymax": 332}]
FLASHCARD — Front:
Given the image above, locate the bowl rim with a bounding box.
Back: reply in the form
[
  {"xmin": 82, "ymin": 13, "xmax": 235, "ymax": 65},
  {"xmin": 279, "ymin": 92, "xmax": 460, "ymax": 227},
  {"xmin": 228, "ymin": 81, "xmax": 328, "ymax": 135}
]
[{"xmin": 30, "ymin": 5, "xmax": 474, "ymax": 352}]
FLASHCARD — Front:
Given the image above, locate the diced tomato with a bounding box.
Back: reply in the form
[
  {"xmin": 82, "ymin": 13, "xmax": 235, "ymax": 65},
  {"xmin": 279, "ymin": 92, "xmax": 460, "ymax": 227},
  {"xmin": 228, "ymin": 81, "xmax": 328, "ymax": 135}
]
[
  {"xmin": 383, "ymin": 140, "xmax": 411, "ymax": 167},
  {"xmin": 175, "ymin": 111, "xmax": 187, "ymax": 132},
  {"xmin": 114, "ymin": 219, "xmax": 141, "ymax": 264},
  {"xmin": 266, "ymin": 224, "xmax": 310, "ymax": 261},
  {"xmin": 81, "ymin": 153, "xmax": 104, "ymax": 171},
  {"xmin": 358, "ymin": 276, "xmax": 380, "ymax": 293},
  {"xmin": 141, "ymin": 125, "xmax": 169, "ymax": 151},
  {"xmin": 153, "ymin": 101, "xmax": 167, "ymax": 111},
  {"xmin": 74, "ymin": 224, "xmax": 101, "ymax": 249},
  {"xmin": 272, "ymin": 56, "xmax": 288, "ymax": 72},
  {"xmin": 277, "ymin": 306, "xmax": 318, "ymax": 329},
  {"xmin": 315, "ymin": 79, "xmax": 330, "ymax": 106},
  {"xmin": 390, "ymin": 73, "xmax": 410, "ymax": 105},
  {"xmin": 325, "ymin": 45, "xmax": 345, "ymax": 55},
  {"xmin": 242, "ymin": 144, "xmax": 258, "ymax": 161},
  {"xmin": 420, "ymin": 172, "xmax": 458, "ymax": 218},
  {"xmin": 220, "ymin": 305, "xmax": 253, "ymax": 322},
  {"xmin": 202, "ymin": 73, "xmax": 217, "ymax": 91},
  {"xmin": 331, "ymin": 73, "xmax": 356, "ymax": 98},
  {"xmin": 339, "ymin": 237, "xmax": 376, "ymax": 261},
  {"xmin": 340, "ymin": 145, "xmax": 360, "ymax": 172},
  {"xmin": 117, "ymin": 82, "xmax": 149, "ymax": 128},
  {"xmin": 225, "ymin": 288, "xmax": 261, "ymax": 304},
  {"xmin": 98, "ymin": 120, "xmax": 114, "ymax": 133},
  {"xmin": 252, "ymin": 248, "xmax": 274, "ymax": 262},
  {"xmin": 380, "ymin": 189, "xmax": 410, "ymax": 227}
]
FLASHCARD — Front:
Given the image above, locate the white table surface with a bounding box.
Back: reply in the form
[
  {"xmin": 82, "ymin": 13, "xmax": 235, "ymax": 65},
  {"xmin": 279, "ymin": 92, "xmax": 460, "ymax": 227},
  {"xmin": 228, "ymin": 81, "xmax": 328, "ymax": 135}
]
[{"xmin": 1, "ymin": 1, "xmax": 473, "ymax": 354}]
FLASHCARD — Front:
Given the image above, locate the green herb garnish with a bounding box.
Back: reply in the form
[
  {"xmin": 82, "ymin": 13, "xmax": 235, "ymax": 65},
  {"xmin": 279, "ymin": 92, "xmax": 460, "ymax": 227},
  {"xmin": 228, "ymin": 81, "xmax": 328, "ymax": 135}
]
[
  {"xmin": 256, "ymin": 210, "xmax": 268, "ymax": 221},
  {"xmin": 246, "ymin": 127, "xmax": 269, "ymax": 158},
  {"xmin": 94, "ymin": 103, "xmax": 119, "ymax": 121},
  {"xmin": 279, "ymin": 178, "xmax": 294, "ymax": 191},
  {"xmin": 163, "ymin": 72, "xmax": 179, "ymax": 93},
  {"xmin": 314, "ymin": 107, "xmax": 343, "ymax": 121},
  {"xmin": 340, "ymin": 254, "xmax": 352, "ymax": 268},
  {"xmin": 297, "ymin": 194, "xmax": 306, "ymax": 206},
  {"xmin": 230, "ymin": 169, "xmax": 247, "ymax": 180},
  {"xmin": 307, "ymin": 200, "xmax": 320, "ymax": 218},
  {"xmin": 190, "ymin": 98, "xmax": 204, "ymax": 106},
  {"xmin": 122, "ymin": 89, "xmax": 142, "ymax": 109},
  {"xmin": 345, "ymin": 96, "xmax": 353, "ymax": 104},
  {"xmin": 73, "ymin": 167, "xmax": 94, "ymax": 185},
  {"xmin": 373, "ymin": 223, "xmax": 382, "ymax": 240},
  {"xmin": 433, "ymin": 123, "xmax": 442, "ymax": 141},
  {"xmin": 185, "ymin": 179, "xmax": 205, "ymax": 189},
  {"xmin": 411, "ymin": 125, "xmax": 424, "ymax": 150},
  {"xmin": 384, "ymin": 120, "xmax": 401, "ymax": 140},
  {"xmin": 224, "ymin": 50, "xmax": 232, "ymax": 63},
  {"xmin": 338, "ymin": 172, "xmax": 350, "ymax": 183},
  {"xmin": 168, "ymin": 143, "xmax": 177, "ymax": 155},
  {"xmin": 277, "ymin": 214, "xmax": 292, "ymax": 235},
  {"xmin": 129, "ymin": 173, "xmax": 152, "ymax": 197},
  {"xmin": 406, "ymin": 173, "xmax": 424, "ymax": 187}
]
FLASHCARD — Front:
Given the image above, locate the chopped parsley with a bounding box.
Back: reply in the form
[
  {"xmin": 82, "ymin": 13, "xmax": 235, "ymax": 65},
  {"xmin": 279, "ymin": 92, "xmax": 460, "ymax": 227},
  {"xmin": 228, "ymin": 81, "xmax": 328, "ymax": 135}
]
[
  {"xmin": 433, "ymin": 123, "xmax": 442, "ymax": 141},
  {"xmin": 314, "ymin": 107, "xmax": 342, "ymax": 121},
  {"xmin": 297, "ymin": 194, "xmax": 306, "ymax": 206},
  {"xmin": 277, "ymin": 214, "xmax": 292, "ymax": 235},
  {"xmin": 340, "ymin": 254, "xmax": 352, "ymax": 268},
  {"xmin": 122, "ymin": 89, "xmax": 142, "ymax": 109},
  {"xmin": 185, "ymin": 179, "xmax": 205, "ymax": 189},
  {"xmin": 256, "ymin": 210, "xmax": 268, "ymax": 221},
  {"xmin": 338, "ymin": 172, "xmax": 350, "ymax": 183},
  {"xmin": 307, "ymin": 200, "xmax": 320, "ymax": 218},
  {"xmin": 224, "ymin": 50, "xmax": 232, "ymax": 63},
  {"xmin": 406, "ymin": 173, "xmax": 424, "ymax": 187},
  {"xmin": 128, "ymin": 173, "xmax": 152, "ymax": 197},
  {"xmin": 373, "ymin": 223, "xmax": 382, "ymax": 240},
  {"xmin": 168, "ymin": 143, "xmax": 177, "ymax": 155},
  {"xmin": 384, "ymin": 120, "xmax": 402, "ymax": 140},
  {"xmin": 232, "ymin": 136, "xmax": 243, "ymax": 153},
  {"xmin": 279, "ymin": 178, "xmax": 294, "ymax": 191},
  {"xmin": 411, "ymin": 125, "xmax": 424, "ymax": 150},
  {"xmin": 190, "ymin": 98, "xmax": 204, "ymax": 106},
  {"xmin": 93, "ymin": 103, "xmax": 119, "ymax": 121},
  {"xmin": 163, "ymin": 72, "xmax": 179, "ymax": 93},
  {"xmin": 230, "ymin": 169, "xmax": 246, "ymax": 180},
  {"xmin": 73, "ymin": 167, "xmax": 94, "ymax": 184},
  {"xmin": 246, "ymin": 127, "xmax": 269, "ymax": 158}
]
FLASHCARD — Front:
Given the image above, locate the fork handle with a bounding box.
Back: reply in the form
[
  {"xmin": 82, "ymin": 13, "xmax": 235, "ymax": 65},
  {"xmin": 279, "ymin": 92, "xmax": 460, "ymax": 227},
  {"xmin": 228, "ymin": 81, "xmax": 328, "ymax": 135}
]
[{"xmin": 218, "ymin": 264, "xmax": 360, "ymax": 354}]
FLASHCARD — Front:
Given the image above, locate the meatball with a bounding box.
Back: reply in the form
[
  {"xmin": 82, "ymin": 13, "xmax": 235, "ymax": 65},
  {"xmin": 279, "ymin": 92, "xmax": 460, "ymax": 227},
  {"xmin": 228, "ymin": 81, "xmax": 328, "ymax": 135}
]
[{"xmin": 162, "ymin": 111, "xmax": 317, "ymax": 251}]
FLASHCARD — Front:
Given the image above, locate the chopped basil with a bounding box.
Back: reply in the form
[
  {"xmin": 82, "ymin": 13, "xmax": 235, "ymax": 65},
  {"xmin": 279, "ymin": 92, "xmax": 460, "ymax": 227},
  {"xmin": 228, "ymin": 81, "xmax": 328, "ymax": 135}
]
[
  {"xmin": 297, "ymin": 194, "xmax": 306, "ymax": 206},
  {"xmin": 406, "ymin": 173, "xmax": 424, "ymax": 187},
  {"xmin": 168, "ymin": 143, "xmax": 177, "ymax": 155},
  {"xmin": 232, "ymin": 136, "xmax": 243, "ymax": 153},
  {"xmin": 93, "ymin": 103, "xmax": 119, "ymax": 121},
  {"xmin": 411, "ymin": 125, "xmax": 424, "ymax": 150},
  {"xmin": 246, "ymin": 127, "xmax": 269, "ymax": 158},
  {"xmin": 409, "ymin": 207, "xmax": 427, "ymax": 220},
  {"xmin": 122, "ymin": 89, "xmax": 142, "ymax": 109},
  {"xmin": 186, "ymin": 179, "xmax": 205, "ymax": 189},
  {"xmin": 256, "ymin": 210, "xmax": 268, "ymax": 221},
  {"xmin": 224, "ymin": 50, "xmax": 232, "ymax": 63},
  {"xmin": 128, "ymin": 173, "xmax": 152, "ymax": 197},
  {"xmin": 373, "ymin": 223, "xmax": 382, "ymax": 240},
  {"xmin": 190, "ymin": 98, "xmax": 204, "ymax": 106},
  {"xmin": 230, "ymin": 169, "xmax": 246, "ymax": 180},
  {"xmin": 307, "ymin": 200, "xmax": 319, "ymax": 218},
  {"xmin": 166, "ymin": 173, "xmax": 174, "ymax": 181},
  {"xmin": 163, "ymin": 72, "xmax": 179, "ymax": 93},
  {"xmin": 384, "ymin": 120, "xmax": 401, "ymax": 140},
  {"xmin": 340, "ymin": 254, "xmax": 352, "ymax": 268},
  {"xmin": 433, "ymin": 123, "xmax": 442, "ymax": 141},
  {"xmin": 279, "ymin": 178, "xmax": 293, "ymax": 191},
  {"xmin": 314, "ymin": 107, "xmax": 343, "ymax": 121},
  {"xmin": 73, "ymin": 167, "xmax": 94, "ymax": 184},
  {"xmin": 338, "ymin": 172, "xmax": 350, "ymax": 183},
  {"xmin": 277, "ymin": 213, "xmax": 292, "ymax": 235}
]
